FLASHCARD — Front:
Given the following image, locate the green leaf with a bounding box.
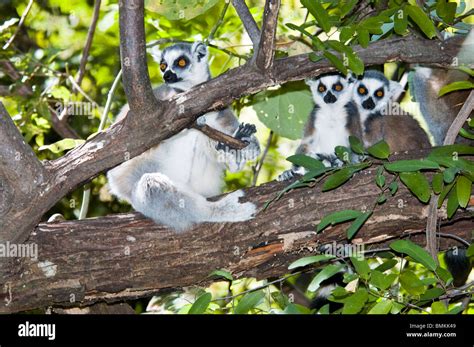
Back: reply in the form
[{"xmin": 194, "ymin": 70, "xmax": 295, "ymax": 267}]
[
  {"xmin": 283, "ymin": 303, "xmax": 312, "ymax": 314},
  {"xmin": 389, "ymin": 181, "xmax": 398, "ymax": 196},
  {"xmin": 446, "ymin": 186, "xmax": 459, "ymax": 219},
  {"xmin": 399, "ymin": 270, "xmax": 426, "ymax": 296},
  {"xmin": 384, "ymin": 159, "xmax": 440, "ymax": 172},
  {"xmin": 308, "ymin": 264, "xmax": 345, "ymax": 292},
  {"xmin": 188, "ymin": 292, "xmax": 212, "ymax": 314},
  {"xmin": 438, "ymin": 80, "xmax": 474, "ymax": 96},
  {"xmin": 234, "ymin": 290, "xmax": 265, "ymax": 314},
  {"xmin": 287, "ymin": 154, "xmax": 325, "ymax": 170},
  {"xmin": 342, "ymin": 288, "xmax": 368, "ymax": 314},
  {"xmin": 459, "ymin": 128, "xmax": 474, "ymax": 140},
  {"xmin": 288, "ymin": 254, "xmax": 335, "ymax": 270},
  {"xmin": 317, "ymin": 210, "xmax": 363, "ymax": 232},
  {"xmin": 371, "ymin": 270, "xmax": 397, "ymax": 290},
  {"xmin": 357, "ymin": 28, "xmax": 370, "ymax": 48},
  {"xmin": 374, "ymin": 259, "xmax": 398, "ymax": 273},
  {"xmin": 419, "ymin": 287, "xmax": 445, "ymax": 301},
  {"xmin": 347, "ymin": 211, "xmax": 372, "ymax": 239},
  {"xmin": 38, "ymin": 138, "xmax": 85, "ymax": 154},
  {"xmin": 323, "ymin": 50, "xmax": 348, "ymax": 75},
  {"xmin": 322, "ymin": 162, "xmax": 370, "ymax": 192},
  {"xmin": 443, "ymin": 167, "xmax": 459, "ymax": 184},
  {"xmin": 335, "ymin": 146, "xmax": 351, "ymax": 163},
  {"xmin": 376, "ymin": 166, "xmax": 385, "ymax": 188},
  {"xmin": 436, "ymin": 265, "xmax": 453, "ymax": 284},
  {"xmin": 340, "ymin": 26, "xmax": 355, "ymax": 43},
  {"xmin": 367, "ymin": 140, "xmax": 390, "ymax": 159},
  {"xmin": 431, "ymin": 301, "xmax": 448, "ymax": 314},
  {"xmin": 436, "ymin": 0, "xmax": 457, "ymax": 24},
  {"xmin": 208, "ymin": 269, "xmax": 233, "ymax": 281},
  {"xmin": 368, "ymin": 299, "xmax": 393, "ymax": 314},
  {"xmin": 394, "ymin": 8, "xmax": 408, "ymax": 35},
  {"xmin": 467, "ymin": 244, "xmax": 474, "ymax": 258},
  {"xmin": 146, "ymin": 0, "xmax": 220, "ymax": 20},
  {"xmin": 350, "ymin": 256, "xmax": 370, "ymax": 280},
  {"xmin": 399, "ymin": 172, "xmax": 431, "ymax": 203},
  {"xmin": 390, "ymin": 240, "xmax": 437, "ymax": 271},
  {"xmin": 349, "ymin": 136, "xmax": 365, "ymax": 154},
  {"xmin": 447, "ymin": 305, "xmax": 465, "ymax": 314},
  {"xmin": 432, "ymin": 172, "xmax": 444, "ymax": 194},
  {"xmin": 252, "ymin": 83, "xmax": 314, "ymax": 140},
  {"xmin": 430, "ymin": 144, "xmax": 474, "ymax": 157},
  {"xmin": 438, "ymin": 181, "xmax": 455, "ymax": 208},
  {"xmin": 456, "ymin": 175, "xmax": 471, "ymax": 208},
  {"xmin": 405, "ymin": 5, "xmax": 437, "ymax": 39},
  {"xmin": 301, "ymin": 0, "xmax": 331, "ymax": 32}
]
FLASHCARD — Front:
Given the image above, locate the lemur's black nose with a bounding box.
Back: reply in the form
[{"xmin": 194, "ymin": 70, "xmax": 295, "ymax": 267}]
[
  {"xmin": 163, "ymin": 70, "xmax": 179, "ymax": 83},
  {"xmin": 324, "ymin": 91, "xmax": 337, "ymax": 104},
  {"xmin": 362, "ymin": 97, "xmax": 375, "ymax": 110}
]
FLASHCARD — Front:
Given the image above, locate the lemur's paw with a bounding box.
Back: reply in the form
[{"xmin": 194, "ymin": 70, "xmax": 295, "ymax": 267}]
[
  {"xmin": 231, "ymin": 201, "xmax": 257, "ymax": 221},
  {"xmin": 278, "ymin": 169, "xmax": 295, "ymax": 182},
  {"xmin": 235, "ymin": 123, "xmax": 256, "ymax": 141}
]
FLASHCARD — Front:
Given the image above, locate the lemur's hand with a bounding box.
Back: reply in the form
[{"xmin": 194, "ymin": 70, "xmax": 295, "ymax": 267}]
[{"xmin": 216, "ymin": 123, "xmax": 256, "ymax": 151}]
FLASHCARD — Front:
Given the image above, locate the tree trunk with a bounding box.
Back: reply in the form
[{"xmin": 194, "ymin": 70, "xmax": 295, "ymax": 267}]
[{"xmin": 0, "ymin": 163, "xmax": 471, "ymax": 313}]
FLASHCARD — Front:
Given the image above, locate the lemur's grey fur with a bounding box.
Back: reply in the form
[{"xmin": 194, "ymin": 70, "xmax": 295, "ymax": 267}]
[{"xmin": 108, "ymin": 42, "xmax": 260, "ymax": 231}]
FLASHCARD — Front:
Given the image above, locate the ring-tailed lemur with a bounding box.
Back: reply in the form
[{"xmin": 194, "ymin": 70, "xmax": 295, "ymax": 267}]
[
  {"xmin": 278, "ymin": 73, "xmax": 362, "ymax": 181},
  {"xmin": 352, "ymin": 70, "xmax": 431, "ymax": 151},
  {"xmin": 107, "ymin": 42, "xmax": 260, "ymax": 231}
]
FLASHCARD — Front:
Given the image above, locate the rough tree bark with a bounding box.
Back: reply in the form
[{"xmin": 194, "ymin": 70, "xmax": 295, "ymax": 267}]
[
  {"xmin": 0, "ymin": 0, "xmax": 472, "ymax": 313},
  {"xmin": 0, "ymin": 158, "xmax": 472, "ymax": 313}
]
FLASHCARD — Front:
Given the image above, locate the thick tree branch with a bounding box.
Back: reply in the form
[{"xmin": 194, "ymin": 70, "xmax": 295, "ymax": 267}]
[
  {"xmin": 231, "ymin": 0, "xmax": 261, "ymax": 51},
  {"xmin": 119, "ymin": 0, "xmax": 160, "ymax": 116},
  {"xmin": 0, "ymin": 103, "xmax": 46, "ymax": 242},
  {"xmin": 256, "ymin": 0, "xmax": 280, "ymax": 71},
  {"xmin": 0, "ymin": 159, "xmax": 471, "ymax": 313}
]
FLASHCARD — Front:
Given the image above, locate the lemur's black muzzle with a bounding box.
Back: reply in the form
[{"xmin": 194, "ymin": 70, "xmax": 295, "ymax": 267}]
[
  {"xmin": 324, "ymin": 91, "xmax": 337, "ymax": 104},
  {"xmin": 362, "ymin": 97, "xmax": 375, "ymax": 110},
  {"xmin": 163, "ymin": 70, "xmax": 179, "ymax": 83}
]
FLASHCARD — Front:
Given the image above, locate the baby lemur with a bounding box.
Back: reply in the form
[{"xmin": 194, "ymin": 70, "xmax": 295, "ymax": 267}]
[
  {"xmin": 278, "ymin": 73, "xmax": 362, "ymax": 181},
  {"xmin": 108, "ymin": 42, "xmax": 260, "ymax": 231}
]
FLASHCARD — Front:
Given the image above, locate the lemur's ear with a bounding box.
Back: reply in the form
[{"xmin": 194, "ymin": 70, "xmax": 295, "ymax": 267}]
[
  {"xmin": 305, "ymin": 78, "xmax": 316, "ymax": 86},
  {"xmin": 388, "ymin": 80, "xmax": 404, "ymax": 100},
  {"xmin": 149, "ymin": 45, "xmax": 162, "ymax": 63},
  {"xmin": 347, "ymin": 73, "xmax": 357, "ymax": 83},
  {"xmin": 192, "ymin": 42, "xmax": 208, "ymax": 62}
]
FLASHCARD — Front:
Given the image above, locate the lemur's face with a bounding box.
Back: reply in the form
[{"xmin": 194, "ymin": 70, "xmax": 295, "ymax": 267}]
[
  {"xmin": 306, "ymin": 74, "xmax": 353, "ymax": 107},
  {"xmin": 150, "ymin": 42, "xmax": 210, "ymax": 91},
  {"xmin": 352, "ymin": 70, "xmax": 403, "ymax": 114}
]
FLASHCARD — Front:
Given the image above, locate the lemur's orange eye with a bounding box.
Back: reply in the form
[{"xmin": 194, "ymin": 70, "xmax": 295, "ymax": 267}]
[
  {"xmin": 160, "ymin": 63, "xmax": 167, "ymax": 71},
  {"xmin": 318, "ymin": 85, "xmax": 326, "ymax": 92},
  {"xmin": 358, "ymin": 87, "xmax": 367, "ymax": 95},
  {"xmin": 334, "ymin": 84, "xmax": 343, "ymax": 91},
  {"xmin": 376, "ymin": 90, "xmax": 384, "ymax": 98},
  {"xmin": 178, "ymin": 58, "xmax": 186, "ymax": 67}
]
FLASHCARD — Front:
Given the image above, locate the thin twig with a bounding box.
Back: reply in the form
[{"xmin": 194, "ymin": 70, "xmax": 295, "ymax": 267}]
[
  {"xmin": 3, "ymin": 0, "xmax": 34, "ymax": 50},
  {"xmin": 425, "ymin": 90, "xmax": 474, "ymax": 260},
  {"xmin": 76, "ymin": 0, "xmax": 102, "ymax": 86},
  {"xmin": 231, "ymin": 0, "xmax": 261, "ymax": 51},
  {"xmin": 252, "ymin": 130, "xmax": 273, "ymax": 186},
  {"xmin": 255, "ymin": 0, "xmax": 280, "ymax": 70},
  {"xmin": 206, "ymin": 1, "xmax": 230, "ymax": 44}
]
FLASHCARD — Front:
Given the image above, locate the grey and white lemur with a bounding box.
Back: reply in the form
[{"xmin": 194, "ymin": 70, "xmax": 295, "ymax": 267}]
[
  {"xmin": 107, "ymin": 42, "xmax": 260, "ymax": 231},
  {"xmin": 352, "ymin": 70, "xmax": 431, "ymax": 151},
  {"xmin": 278, "ymin": 73, "xmax": 362, "ymax": 181}
]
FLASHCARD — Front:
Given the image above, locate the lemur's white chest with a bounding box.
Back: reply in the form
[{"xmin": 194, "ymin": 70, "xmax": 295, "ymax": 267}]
[
  {"xmin": 149, "ymin": 112, "xmax": 224, "ymax": 197},
  {"xmin": 306, "ymin": 104, "xmax": 350, "ymax": 155}
]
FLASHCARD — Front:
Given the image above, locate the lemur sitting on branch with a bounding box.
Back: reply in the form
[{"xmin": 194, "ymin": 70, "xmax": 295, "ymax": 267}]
[{"xmin": 108, "ymin": 42, "xmax": 260, "ymax": 231}]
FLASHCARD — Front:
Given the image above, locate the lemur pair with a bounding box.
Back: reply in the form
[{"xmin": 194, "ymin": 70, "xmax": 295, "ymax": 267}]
[{"xmin": 278, "ymin": 70, "xmax": 431, "ymax": 181}]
